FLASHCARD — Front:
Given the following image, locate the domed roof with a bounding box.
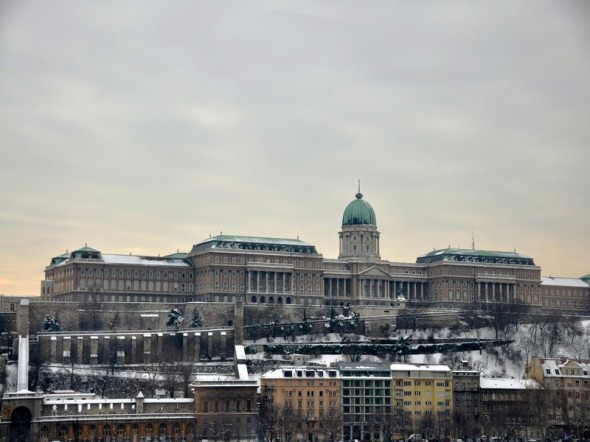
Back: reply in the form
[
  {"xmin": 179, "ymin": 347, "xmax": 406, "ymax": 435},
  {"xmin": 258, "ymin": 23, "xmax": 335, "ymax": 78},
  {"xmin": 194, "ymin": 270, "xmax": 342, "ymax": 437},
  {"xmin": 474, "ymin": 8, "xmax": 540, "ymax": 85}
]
[
  {"xmin": 342, "ymin": 191, "xmax": 377, "ymax": 226},
  {"xmin": 71, "ymin": 245, "xmax": 102, "ymax": 260}
]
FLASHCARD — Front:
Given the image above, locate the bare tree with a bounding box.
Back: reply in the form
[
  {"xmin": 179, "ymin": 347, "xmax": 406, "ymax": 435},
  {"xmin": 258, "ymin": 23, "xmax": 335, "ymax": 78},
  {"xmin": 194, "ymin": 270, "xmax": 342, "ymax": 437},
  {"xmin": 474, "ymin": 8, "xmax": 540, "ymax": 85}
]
[
  {"xmin": 419, "ymin": 413, "xmax": 436, "ymax": 440},
  {"xmin": 205, "ymin": 416, "xmax": 233, "ymax": 442},
  {"xmin": 542, "ymin": 315, "xmax": 564, "ymax": 357},
  {"xmin": 321, "ymin": 408, "xmax": 342, "ymax": 442},
  {"xmin": 484, "ymin": 303, "xmax": 528, "ymax": 340},
  {"xmin": 108, "ymin": 312, "xmax": 121, "ymax": 330},
  {"xmin": 397, "ymin": 304, "xmax": 427, "ymax": 332},
  {"xmin": 161, "ymin": 361, "xmax": 182, "ymax": 398},
  {"xmin": 391, "ymin": 407, "xmax": 412, "ymax": 441},
  {"xmin": 78, "ymin": 295, "xmax": 103, "ymax": 331},
  {"xmin": 91, "ymin": 365, "xmax": 114, "ymax": 399},
  {"xmin": 179, "ymin": 363, "xmax": 194, "ymax": 397},
  {"xmin": 520, "ymin": 335, "xmax": 537, "ymax": 367},
  {"xmin": 435, "ymin": 413, "xmax": 452, "ymax": 441},
  {"xmin": 28, "ymin": 342, "xmax": 45, "ymax": 391},
  {"xmin": 259, "ymin": 396, "xmax": 281, "ymax": 442},
  {"xmin": 107, "ymin": 337, "xmax": 119, "ymax": 375},
  {"xmin": 143, "ymin": 356, "xmax": 165, "ymax": 398},
  {"xmin": 527, "ymin": 386, "xmax": 549, "ymax": 441}
]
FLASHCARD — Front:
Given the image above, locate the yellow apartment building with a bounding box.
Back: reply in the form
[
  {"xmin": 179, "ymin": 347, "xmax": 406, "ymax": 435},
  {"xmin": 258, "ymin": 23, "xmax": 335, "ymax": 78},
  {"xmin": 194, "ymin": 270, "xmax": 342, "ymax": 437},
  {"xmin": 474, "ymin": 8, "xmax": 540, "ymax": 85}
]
[{"xmin": 391, "ymin": 364, "xmax": 453, "ymax": 437}]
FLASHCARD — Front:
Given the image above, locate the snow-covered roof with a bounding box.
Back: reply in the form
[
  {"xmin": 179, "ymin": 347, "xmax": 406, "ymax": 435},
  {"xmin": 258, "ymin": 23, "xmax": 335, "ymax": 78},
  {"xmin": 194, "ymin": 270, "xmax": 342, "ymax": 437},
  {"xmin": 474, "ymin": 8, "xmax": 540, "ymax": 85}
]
[
  {"xmin": 541, "ymin": 276, "xmax": 589, "ymax": 288},
  {"xmin": 338, "ymin": 362, "xmax": 390, "ymax": 371},
  {"xmin": 235, "ymin": 345, "xmax": 246, "ymax": 361},
  {"xmin": 261, "ymin": 367, "xmax": 340, "ymax": 380},
  {"xmin": 416, "ymin": 248, "xmax": 535, "ymax": 266},
  {"xmin": 192, "ymin": 235, "xmax": 319, "ymax": 254},
  {"xmin": 53, "ymin": 253, "xmax": 190, "ymax": 268},
  {"xmin": 533, "ymin": 358, "xmax": 590, "ymax": 377},
  {"xmin": 391, "ymin": 364, "xmax": 451, "ymax": 373},
  {"xmin": 102, "ymin": 254, "xmax": 190, "ymax": 267},
  {"xmin": 144, "ymin": 398, "xmax": 194, "ymax": 404},
  {"xmin": 237, "ymin": 364, "xmax": 249, "ymax": 380},
  {"xmin": 480, "ymin": 377, "xmax": 539, "ymax": 390}
]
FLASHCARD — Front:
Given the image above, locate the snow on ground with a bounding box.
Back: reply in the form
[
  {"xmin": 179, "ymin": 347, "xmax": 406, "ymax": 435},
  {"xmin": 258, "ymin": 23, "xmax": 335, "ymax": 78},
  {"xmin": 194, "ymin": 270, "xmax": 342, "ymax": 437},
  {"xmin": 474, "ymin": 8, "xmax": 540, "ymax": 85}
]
[{"xmin": 244, "ymin": 318, "xmax": 590, "ymax": 379}]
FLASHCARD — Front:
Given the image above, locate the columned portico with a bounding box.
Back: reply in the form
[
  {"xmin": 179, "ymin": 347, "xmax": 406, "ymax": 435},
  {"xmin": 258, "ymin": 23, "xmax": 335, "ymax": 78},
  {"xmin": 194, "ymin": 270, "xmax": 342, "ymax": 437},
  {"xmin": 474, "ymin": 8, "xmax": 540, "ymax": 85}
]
[{"xmin": 474, "ymin": 277, "xmax": 518, "ymax": 304}]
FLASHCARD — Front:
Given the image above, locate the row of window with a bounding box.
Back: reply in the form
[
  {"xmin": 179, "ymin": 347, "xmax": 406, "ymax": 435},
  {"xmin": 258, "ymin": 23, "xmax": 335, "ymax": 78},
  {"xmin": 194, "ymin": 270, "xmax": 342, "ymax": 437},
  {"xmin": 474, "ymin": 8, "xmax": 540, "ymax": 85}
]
[
  {"xmin": 202, "ymin": 399, "xmax": 253, "ymax": 412},
  {"xmin": 207, "ymin": 256, "xmax": 322, "ymax": 268},
  {"xmin": 79, "ymin": 268, "xmax": 192, "ymax": 279},
  {"xmin": 284, "ymin": 399, "xmax": 339, "ymax": 409},
  {"xmin": 343, "ymin": 380, "xmax": 391, "ymax": 387},
  {"xmin": 79, "ymin": 278, "xmax": 191, "ymax": 293},
  {"xmin": 39, "ymin": 422, "xmax": 192, "ymax": 440},
  {"xmin": 342, "ymin": 397, "xmax": 390, "ymax": 405}
]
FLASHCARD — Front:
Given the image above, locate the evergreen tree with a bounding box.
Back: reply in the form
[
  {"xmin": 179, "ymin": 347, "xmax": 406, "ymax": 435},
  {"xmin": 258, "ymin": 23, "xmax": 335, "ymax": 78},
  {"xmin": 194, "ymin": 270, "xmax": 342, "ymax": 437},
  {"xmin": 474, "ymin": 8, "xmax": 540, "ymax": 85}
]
[
  {"xmin": 43, "ymin": 314, "xmax": 62, "ymax": 332},
  {"xmin": 189, "ymin": 307, "xmax": 204, "ymax": 328},
  {"xmin": 167, "ymin": 308, "xmax": 184, "ymax": 330}
]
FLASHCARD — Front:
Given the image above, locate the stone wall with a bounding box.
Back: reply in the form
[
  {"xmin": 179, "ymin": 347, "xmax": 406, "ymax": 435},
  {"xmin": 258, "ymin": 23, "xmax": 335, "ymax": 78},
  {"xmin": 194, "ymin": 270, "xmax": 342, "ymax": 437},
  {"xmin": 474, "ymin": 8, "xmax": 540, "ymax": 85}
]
[
  {"xmin": 36, "ymin": 328, "xmax": 235, "ymax": 364},
  {"xmin": 24, "ymin": 300, "xmax": 236, "ymax": 335}
]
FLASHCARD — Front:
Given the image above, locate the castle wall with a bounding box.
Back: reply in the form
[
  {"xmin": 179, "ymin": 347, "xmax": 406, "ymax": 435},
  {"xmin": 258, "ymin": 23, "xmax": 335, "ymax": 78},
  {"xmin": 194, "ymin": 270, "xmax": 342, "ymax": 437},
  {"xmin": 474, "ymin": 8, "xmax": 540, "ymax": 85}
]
[
  {"xmin": 37, "ymin": 328, "xmax": 234, "ymax": 364},
  {"xmin": 26, "ymin": 300, "xmax": 235, "ymax": 334}
]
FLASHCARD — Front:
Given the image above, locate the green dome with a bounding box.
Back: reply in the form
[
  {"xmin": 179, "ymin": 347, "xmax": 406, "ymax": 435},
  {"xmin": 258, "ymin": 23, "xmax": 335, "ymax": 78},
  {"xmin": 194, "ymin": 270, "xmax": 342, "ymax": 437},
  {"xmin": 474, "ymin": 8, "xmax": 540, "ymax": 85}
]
[{"xmin": 342, "ymin": 192, "xmax": 377, "ymax": 226}]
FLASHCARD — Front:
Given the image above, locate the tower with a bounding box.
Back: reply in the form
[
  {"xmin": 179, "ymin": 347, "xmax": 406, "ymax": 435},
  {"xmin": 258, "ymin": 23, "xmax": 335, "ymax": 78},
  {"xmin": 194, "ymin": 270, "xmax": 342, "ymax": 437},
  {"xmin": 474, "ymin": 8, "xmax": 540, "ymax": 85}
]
[{"xmin": 338, "ymin": 186, "xmax": 380, "ymax": 260}]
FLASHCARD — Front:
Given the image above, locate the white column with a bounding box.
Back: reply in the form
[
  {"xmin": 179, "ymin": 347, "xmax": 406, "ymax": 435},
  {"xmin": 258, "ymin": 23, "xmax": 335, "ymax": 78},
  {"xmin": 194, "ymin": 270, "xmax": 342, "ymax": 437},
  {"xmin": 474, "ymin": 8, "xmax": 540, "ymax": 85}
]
[{"xmin": 17, "ymin": 336, "xmax": 29, "ymax": 392}]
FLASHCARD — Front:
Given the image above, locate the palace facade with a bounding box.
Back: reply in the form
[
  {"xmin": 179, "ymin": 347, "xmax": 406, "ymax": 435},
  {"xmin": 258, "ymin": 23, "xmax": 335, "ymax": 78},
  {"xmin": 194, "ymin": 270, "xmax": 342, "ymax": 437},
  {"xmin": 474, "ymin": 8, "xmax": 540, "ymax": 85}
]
[{"xmin": 40, "ymin": 191, "xmax": 590, "ymax": 313}]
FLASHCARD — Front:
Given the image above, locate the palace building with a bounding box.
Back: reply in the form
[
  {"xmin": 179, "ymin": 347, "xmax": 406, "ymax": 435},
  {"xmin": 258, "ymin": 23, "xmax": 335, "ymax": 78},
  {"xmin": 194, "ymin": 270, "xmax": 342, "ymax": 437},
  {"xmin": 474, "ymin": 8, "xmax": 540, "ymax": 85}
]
[{"xmin": 40, "ymin": 190, "xmax": 590, "ymax": 313}]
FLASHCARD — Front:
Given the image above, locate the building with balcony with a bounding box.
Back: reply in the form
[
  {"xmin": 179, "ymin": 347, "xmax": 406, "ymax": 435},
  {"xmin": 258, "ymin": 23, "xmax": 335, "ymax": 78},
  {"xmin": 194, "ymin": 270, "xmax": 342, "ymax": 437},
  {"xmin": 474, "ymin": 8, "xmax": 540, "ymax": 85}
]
[
  {"xmin": 391, "ymin": 363, "xmax": 453, "ymax": 437},
  {"xmin": 338, "ymin": 362, "xmax": 392, "ymax": 442}
]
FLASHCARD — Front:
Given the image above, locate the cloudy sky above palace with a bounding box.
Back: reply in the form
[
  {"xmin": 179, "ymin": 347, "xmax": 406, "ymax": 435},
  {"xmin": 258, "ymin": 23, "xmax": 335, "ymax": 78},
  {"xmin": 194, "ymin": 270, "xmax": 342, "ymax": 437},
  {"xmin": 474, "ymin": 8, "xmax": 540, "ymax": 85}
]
[{"xmin": 1, "ymin": 1, "xmax": 589, "ymax": 294}]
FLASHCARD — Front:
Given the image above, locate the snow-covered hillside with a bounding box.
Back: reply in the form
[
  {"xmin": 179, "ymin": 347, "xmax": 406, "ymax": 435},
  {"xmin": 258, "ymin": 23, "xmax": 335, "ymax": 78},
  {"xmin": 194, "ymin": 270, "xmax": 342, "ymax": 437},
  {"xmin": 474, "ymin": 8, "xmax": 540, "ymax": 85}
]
[{"xmin": 244, "ymin": 318, "xmax": 590, "ymax": 379}]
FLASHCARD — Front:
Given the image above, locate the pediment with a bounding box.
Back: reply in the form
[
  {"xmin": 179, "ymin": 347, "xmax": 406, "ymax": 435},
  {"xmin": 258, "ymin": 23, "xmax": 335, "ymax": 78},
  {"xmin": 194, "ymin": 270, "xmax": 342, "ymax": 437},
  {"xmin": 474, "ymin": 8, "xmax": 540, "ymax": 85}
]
[
  {"xmin": 359, "ymin": 266, "xmax": 391, "ymax": 278},
  {"xmin": 560, "ymin": 360, "xmax": 582, "ymax": 369}
]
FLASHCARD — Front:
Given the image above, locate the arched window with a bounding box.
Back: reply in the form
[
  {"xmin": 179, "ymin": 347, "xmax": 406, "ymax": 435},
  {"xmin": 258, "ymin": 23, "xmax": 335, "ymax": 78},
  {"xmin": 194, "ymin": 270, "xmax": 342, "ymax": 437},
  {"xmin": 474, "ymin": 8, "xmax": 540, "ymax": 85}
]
[
  {"xmin": 116, "ymin": 424, "xmax": 126, "ymax": 440},
  {"xmin": 260, "ymin": 296, "xmax": 266, "ymax": 304},
  {"xmin": 59, "ymin": 425, "xmax": 68, "ymax": 441},
  {"xmin": 286, "ymin": 297, "xmax": 292, "ymax": 304},
  {"xmin": 173, "ymin": 423, "xmax": 181, "ymax": 436},
  {"xmin": 103, "ymin": 424, "xmax": 111, "ymax": 442},
  {"xmin": 39, "ymin": 426, "xmax": 49, "ymax": 442},
  {"xmin": 187, "ymin": 423, "xmax": 195, "ymax": 442},
  {"xmin": 278, "ymin": 296, "xmax": 283, "ymax": 304},
  {"xmin": 89, "ymin": 425, "xmax": 97, "ymax": 441},
  {"xmin": 131, "ymin": 424, "xmax": 139, "ymax": 442},
  {"xmin": 159, "ymin": 423, "xmax": 167, "ymax": 437},
  {"xmin": 145, "ymin": 424, "xmax": 153, "ymax": 436},
  {"xmin": 251, "ymin": 295, "xmax": 257, "ymax": 303}
]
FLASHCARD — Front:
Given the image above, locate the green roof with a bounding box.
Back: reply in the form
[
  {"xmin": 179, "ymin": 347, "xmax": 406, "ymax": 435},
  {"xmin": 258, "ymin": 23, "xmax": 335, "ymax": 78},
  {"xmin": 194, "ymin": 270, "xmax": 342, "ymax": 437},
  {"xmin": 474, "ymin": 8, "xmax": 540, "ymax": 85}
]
[
  {"xmin": 70, "ymin": 245, "xmax": 103, "ymax": 260},
  {"xmin": 342, "ymin": 192, "xmax": 377, "ymax": 226},
  {"xmin": 193, "ymin": 235, "xmax": 318, "ymax": 254},
  {"xmin": 50, "ymin": 252, "xmax": 70, "ymax": 267},
  {"xmin": 163, "ymin": 252, "xmax": 189, "ymax": 259},
  {"xmin": 416, "ymin": 248, "xmax": 535, "ymax": 266}
]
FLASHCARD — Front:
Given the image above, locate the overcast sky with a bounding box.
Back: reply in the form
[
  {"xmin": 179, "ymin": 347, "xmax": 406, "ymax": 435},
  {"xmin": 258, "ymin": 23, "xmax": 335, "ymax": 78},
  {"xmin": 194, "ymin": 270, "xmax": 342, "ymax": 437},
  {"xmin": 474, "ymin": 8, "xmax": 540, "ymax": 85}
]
[{"xmin": 1, "ymin": 1, "xmax": 589, "ymax": 295}]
